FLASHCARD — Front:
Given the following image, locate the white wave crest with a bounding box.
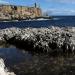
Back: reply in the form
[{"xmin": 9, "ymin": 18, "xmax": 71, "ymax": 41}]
[{"xmin": 0, "ymin": 58, "xmax": 16, "ymax": 75}]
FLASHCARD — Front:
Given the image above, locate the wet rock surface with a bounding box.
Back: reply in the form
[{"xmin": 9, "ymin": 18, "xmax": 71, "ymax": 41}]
[
  {"xmin": 11, "ymin": 54, "xmax": 75, "ymax": 75},
  {"xmin": 0, "ymin": 26, "xmax": 75, "ymax": 53}
]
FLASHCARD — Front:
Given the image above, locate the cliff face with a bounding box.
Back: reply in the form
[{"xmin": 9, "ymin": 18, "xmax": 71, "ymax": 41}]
[{"xmin": 0, "ymin": 5, "xmax": 42, "ymax": 20}]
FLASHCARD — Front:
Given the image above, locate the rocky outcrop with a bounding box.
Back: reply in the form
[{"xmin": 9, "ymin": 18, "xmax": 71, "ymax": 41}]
[
  {"xmin": 0, "ymin": 4, "xmax": 42, "ymax": 20},
  {"xmin": 0, "ymin": 26, "xmax": 75, "ymax": 53}
]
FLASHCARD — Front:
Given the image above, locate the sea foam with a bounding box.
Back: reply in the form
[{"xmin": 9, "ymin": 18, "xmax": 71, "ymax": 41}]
[{"xmin": 0, "ymin": 58, "xmax": 15, "ymax": 75}]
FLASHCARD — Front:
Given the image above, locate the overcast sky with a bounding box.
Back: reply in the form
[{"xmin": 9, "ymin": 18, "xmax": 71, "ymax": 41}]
[{"xmin": 0, "ymin": 0, "xmax": 75, "ymax": 15}]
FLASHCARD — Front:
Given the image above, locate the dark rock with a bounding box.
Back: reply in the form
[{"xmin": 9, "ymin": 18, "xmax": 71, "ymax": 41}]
[{"xmin": 0, "ymin": 27, "xmax": 75, "ymax": 54}]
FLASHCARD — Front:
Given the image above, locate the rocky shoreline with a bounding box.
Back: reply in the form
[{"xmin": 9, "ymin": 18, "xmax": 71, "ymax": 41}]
[{"xmin": 0, "ymin": 26, "xmax": 75, "ymax": 54}]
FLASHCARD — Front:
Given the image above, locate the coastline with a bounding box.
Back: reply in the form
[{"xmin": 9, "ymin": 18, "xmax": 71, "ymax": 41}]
[{"xmin": 0, "ymin": 16, "xmax": 52, "ymax": 22}]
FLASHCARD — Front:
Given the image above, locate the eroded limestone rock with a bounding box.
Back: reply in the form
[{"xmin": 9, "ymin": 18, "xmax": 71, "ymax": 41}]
[{"xmin": 0, "ymin": 26, "xmax": 75, "ymax": 53}]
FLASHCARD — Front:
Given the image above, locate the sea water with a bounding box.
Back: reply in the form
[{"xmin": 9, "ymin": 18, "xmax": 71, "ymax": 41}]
[
  {"xmin": 0, "ymin": 16, "xmax": 75, "ymax": 29},
  {"xmin": 0, "ymin": 16, "xmax": 75, "ymax": 75}
]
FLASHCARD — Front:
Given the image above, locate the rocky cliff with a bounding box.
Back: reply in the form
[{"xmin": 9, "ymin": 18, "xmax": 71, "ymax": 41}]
[{"xmin": 0, "ymin": 4, "xmax": 42, "ymax": 20}]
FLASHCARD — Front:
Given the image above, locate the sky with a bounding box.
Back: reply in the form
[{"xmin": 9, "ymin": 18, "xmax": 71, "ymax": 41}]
[{"xmin": 0, "ymin": 0, "xmax": 75, "ymax": 15}]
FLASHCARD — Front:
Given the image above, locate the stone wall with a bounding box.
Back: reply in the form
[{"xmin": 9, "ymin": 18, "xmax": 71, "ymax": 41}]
[{"xmin": 0, "ymin": 5, "xmax": 42, "ymax": 20}]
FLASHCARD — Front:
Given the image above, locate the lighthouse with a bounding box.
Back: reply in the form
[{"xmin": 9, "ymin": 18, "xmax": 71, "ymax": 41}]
[{"xmin": 34, "ymin": 3, "xmax": 37, "ymax": 8}]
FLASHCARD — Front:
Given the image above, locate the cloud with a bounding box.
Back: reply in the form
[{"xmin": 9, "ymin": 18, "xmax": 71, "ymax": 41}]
[
  {"xmin": 46, "ymin": 0, "xmax": 75, "ymax": 4},
  {"xmin": 0, "ymin": 0, "xmax": 9, "ymax": 4},
  {"xmin": 46, "ymin": 8, "xmax": 75, "ymax": 15}
]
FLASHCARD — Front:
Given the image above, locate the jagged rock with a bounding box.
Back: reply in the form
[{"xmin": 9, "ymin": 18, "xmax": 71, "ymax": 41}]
[{"xmin": 0, "ymin": 26, "xmax": 75, "ymax": 54}]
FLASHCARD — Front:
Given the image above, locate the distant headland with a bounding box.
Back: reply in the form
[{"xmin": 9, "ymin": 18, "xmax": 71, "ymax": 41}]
[{"xmin": 0, "ymin": 3, "xmax": 42, "ymax": 20}]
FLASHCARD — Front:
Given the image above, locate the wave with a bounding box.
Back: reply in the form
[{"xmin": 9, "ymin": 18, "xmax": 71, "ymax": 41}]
[{"xmin": 0, "ymin": 58, "xmax": 15, "ymax": 75}]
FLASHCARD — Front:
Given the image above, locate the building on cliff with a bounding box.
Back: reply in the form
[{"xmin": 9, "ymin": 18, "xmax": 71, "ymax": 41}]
[{"xmin": 0, "ymin": 3, "xmax": 42, "ymax": 20}]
